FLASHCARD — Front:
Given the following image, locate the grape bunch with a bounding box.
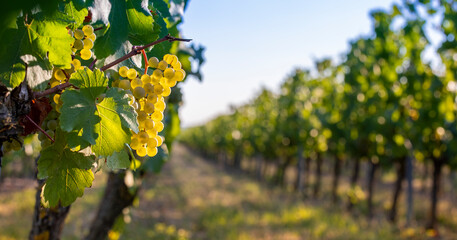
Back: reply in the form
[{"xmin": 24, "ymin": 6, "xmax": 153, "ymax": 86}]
[
  {"xmin": 112, "ymin": 54, "xmax": 186, "ymax": 157},
  {"xmin": 71, "ymin": 25, "xmax": 96, "ymax": 60},
  {"xmin": 38, "ymin": 110, "xmax": 59, "ymax": 149},
  {"xmin": 2, "ymin": 138, "xmax": 22, "ymax": 153}
]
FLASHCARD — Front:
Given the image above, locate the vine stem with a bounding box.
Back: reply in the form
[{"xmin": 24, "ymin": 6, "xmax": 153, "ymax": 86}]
[
  {"xmin": 100, "ymin": 34, "xmax": 191, "ymax": 72},
  {"xmin": 34, "ymin": 34, "xmax": 191, "ymax": 99},
  {"xmin": 25, "ymin": 115, "xmax": 55, "ymax": 142},
  {"xmin": 34, "ymin": 82, "xmax": 71, "ymax": 99}
]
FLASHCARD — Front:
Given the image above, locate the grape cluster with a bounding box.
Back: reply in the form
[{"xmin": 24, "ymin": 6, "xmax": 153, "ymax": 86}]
[
  {"xmin": 71, "ymin": 25, "xmax": 96, "ymax": 60},
  {"xmin": 2, "ymin": 138, "xmax": 22, "ymax": 153},
  {"xmin": 38, "ymin": 110, "xmax": 59, "ymax": 149},
  {"xmin": 112, "ymin": 54, "xmax": 186, "ymax": 157}
]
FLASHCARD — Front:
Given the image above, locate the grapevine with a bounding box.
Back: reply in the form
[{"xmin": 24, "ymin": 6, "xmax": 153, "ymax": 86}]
[{"xmin": 0, "ymin": 2, "xmax": 193, "ymax": 209}]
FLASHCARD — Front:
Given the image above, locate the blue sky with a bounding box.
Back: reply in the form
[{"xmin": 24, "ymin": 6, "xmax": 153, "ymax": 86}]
[{"xmin": 178, "ymin": 0, "xmax": 401, "ymax": 127}]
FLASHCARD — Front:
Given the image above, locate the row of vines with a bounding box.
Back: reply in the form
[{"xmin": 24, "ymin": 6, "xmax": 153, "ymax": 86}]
[
  {"xmin": 0, "ymin": 0, "xmax": 204, "ymax": 239},
  {"xmin": 179, "ymin": 0, "xmax": 457, "ymax": 236}
]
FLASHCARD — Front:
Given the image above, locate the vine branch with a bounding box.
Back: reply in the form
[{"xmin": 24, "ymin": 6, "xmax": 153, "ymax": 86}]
[
  {"xmin": 34, "ymin": 82, "xmax": 71, "ymax": 99},
  {"xmin": 100, "ymin": 34, "xmax": 191, "ymax": 72},
  {"xmin": 33, "ymin": 34, "xmax": 191, "ymax": 98}
]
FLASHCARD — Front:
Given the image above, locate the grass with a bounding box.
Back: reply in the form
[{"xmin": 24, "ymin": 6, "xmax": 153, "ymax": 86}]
[{"xmin": 0, "ymin": 144, "xmax": 456, "ymax": 239}]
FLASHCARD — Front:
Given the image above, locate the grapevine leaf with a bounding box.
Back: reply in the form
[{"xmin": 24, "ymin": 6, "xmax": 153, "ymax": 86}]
[
  {"xmin": 37, "ymin": 129, "xmax": 95, "ymax": 207},
  {"xmin": 150, "ymin": 0, "xmax": 172, "ymax": 19},
  {"xmin": 60, "ymin": 0, "xmax": 89, "ymax": 30},
  {"xmin": 93, "ymin": 0, "xmax": 128, "ymax": 59},
  {"xmin": 94, "ymin": 0, "xmax": 159, "ymax": 59},
  {"xmin": 107, "ymin": 148, "xmax": 131, "ymax": 170},
  {"xmin": 0, "ymin": 14, "xmax": 73, "ymax": 88},
  {"xmin": 66, "ymin": 129, "xmax": 90, "ymax": 150},
  {"xmin": 60, "ymin": 68, "xmax": 138, "ymax": 157},
  {"xmin": 91, "ymin": 87, "xmax": 137, "ymax": 156},
  {"xmin": 60, "ymin": 69, "xmax": 107, "ymax": 144},
  {"xmin": 126, "ymin": 0, "xmax": 157, "ymax": 45}
]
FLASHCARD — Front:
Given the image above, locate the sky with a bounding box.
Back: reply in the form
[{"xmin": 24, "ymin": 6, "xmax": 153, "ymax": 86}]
[{"xmin": 178, "ymin": 0, "xmax": 402, "ymax": 128}]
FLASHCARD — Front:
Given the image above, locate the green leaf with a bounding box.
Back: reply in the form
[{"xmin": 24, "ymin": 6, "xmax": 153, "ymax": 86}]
[
  {"xmin": 92, "ymin": 88, "xmax": 137, "ymax": 156},
  {"xmin": 0, "ymin": 13, "xmax": 73, "ymax": 88},
  {"xmin": 60, "ymin": 0, "xmax": 89, "ymax": 30},
  {"xmin": 107, "ymin": 148, "xmax": 131, "ymax": 170},
  {"xmin": 94, "ymin": 0, "xmax": 159, "ymax": 59},
  {"xmin": 37, "ymin": 129, "xmax": 95, "ymax": 207},
  {"xmin": 60, "ymin": 68, "xmax": 138, "ymax": 157},
  {"xmin": 66, "ymin": 129, "xmax": 90, "ymax": 150}
]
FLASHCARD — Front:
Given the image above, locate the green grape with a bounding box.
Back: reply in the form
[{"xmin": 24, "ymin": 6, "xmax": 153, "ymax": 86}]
[
  {"xmin": 148, "ymin": 57, "xmax": 159, "ymax": 68},
  {"xmin": 164, "ymin": 77, "xmax": 177, "ymax": 87},
  {"xmin": 137, "ymin": 146, "xmax": 147, "ymax": 157},
  {"xmin": 82, "ymin": 25, "xmax": 94, "ymax": 36},
  {"xmin": 41, "ymin": 139, "xmax": 52, "ymax": 148},
  {"xmin": 127, "ymin": 68, "xmax": 137, "ymax": 79},
  {"xmin": 74, "ymin": 29, "xmax": 85, "ymax": 39},
  {"xmin": 141, "ymin": 74, "xmax": 151, "ymax": 84},
  {"xmin": 54, "ymin": 69, "xmax": 67, "ymax": 81},
  {"xmin": 157, "ymin": 60, "xmax": 168, "ymax": 71},
  {"xmin": 143, "ymin": 83, "xmax": 154, "ymax": 94},
  {"xmin": 10, "ymin": 139, "xmax": 22, "ymax": 151},
  {"xmin": 119, "ymin": 66, "xmax": 129, "ymax": 78},
  {"xmin": 87, "ymin": 33, "xmax": 96, "ymax": 41},
  {"xmin": 163, "ymin": 68, "xmax": 175, "ymax": 79},
  {"xmin": 46, "ymin": 129, "xmax": 55, "ymax": 137},
  {"xmin": 72, "ymin": 59, "xmax": 82, "ymax": 70},
  {"xmin": 137, "ymin": 111, "xmax": 148, "ymax": 122},
  {"xmin": 169, "ymin": 55, "xmax": 178, "ymax": 65},
  {"xmin": 130, "ymin": 78, "xmax": 143, "ymax": 89},
  {"xmin": 151, "ymin": 111, "xmax": 163, "ymax": 122},
  {"xmin": 172, "ymin": 61, "xmax": 182, "ymax": 70},
  {"xmin": 112, "ymin": 80, "xmax": 120, "ymax": 88},
  {"xmin": 156, "ymin": 135, "xmax": 164, "ymax": 147},
  {"xmin": 146, "ymin": 128, "xmax": 158, "ymax": 138},
  {"xmin": 144, "ymin": 101, "xmax": 155, "ymax": 113},
  {"xmin": 83, "ymin": 38, "xmax": 94, "ymax": 49},
  {"xmin": 153, "ymin": 84, "xmax": 164, "ymax": 95},
  {"xmin": 47, "ymin": 120, "xmax": 58, "ymax": 130},
  {"xmin": 155, "ymin": 99, "xmax": 166, "ymax": 112},
  {"xmin": 161, "ymin": 86, "xmax": 171, "ymax": 97},
  {"xmin": 138, "ymin": 119, "xmax": 146, "ymax": 129},
  {"xmin": 146, "ymin": 147, "xmax": 158, "ymax": 157},
  {"xmin": 133, "ymin": 87, "xmax": 146, "ymax": 99},
  {"xmin": 48, "ymin": 111, "xmax": 58, "ymax": 119},
  {"xmin": 50, "ymin": 80, "xmax": 62, "ymax": 88},
  {"xmin": 80, "ymin": 49, "xmax": 92, "ymax": 60},
  {"xmin": 130, "ymin": 137, "xmax": 140, "ymax": 150},
  {"xmin": 173, "ymin": 69, "xmax": 185, "ymax": 82},
  {"xmin": 138, "ymin": 132, "xmax": 149, "ymax": 144},
  {"xmin": 38, "ymin": 131, "xmax": 47, "ymax": 141},
  {"xmin": 154, "ymin": 121, "xmax": 164, "ymax": 132},
  {"xmin": 144, "ymin": 118, "xmax": 155, "ymax": 129},
  {"xmin": 147, "ymin": 94, "xmax": 158, "ymax": 104},
  {"xmin": 53, "ymin": 94, "xmax": 61, "ymax": 105},
  {"xmin": 119, "ymin": 80, "xmax": 131, "ymax": 90},
  {"xmin": 163, "ymin": 54, "xmax": 177, "ymax": 65},
  {"xmin": 73, "ymin": 39, "xmax": 84, "ymax": 50},
  {"xmin": 147, "ymin": 138, "xmax": 158, "ymax": 148},
  {"xmin": 152, "ymin": 69, "xmax": 163, "ymax": 79},
  {"xmin": 163, "ymin": 54, "xmax": 172, "ymax": 63}
]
